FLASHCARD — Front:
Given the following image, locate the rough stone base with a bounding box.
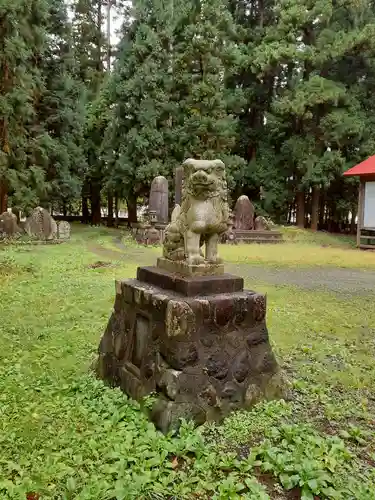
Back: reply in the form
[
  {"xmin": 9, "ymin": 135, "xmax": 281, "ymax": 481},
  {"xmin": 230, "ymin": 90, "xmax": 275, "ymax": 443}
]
[{"xmin": 96, "ymin": 267, "xmax": 287, "ymax": 433}]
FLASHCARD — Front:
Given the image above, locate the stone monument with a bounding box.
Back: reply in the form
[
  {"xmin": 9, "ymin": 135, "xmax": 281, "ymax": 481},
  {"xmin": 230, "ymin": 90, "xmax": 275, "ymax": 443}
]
[
  {"xmin": 234, "ymin": 195, "xmax": 255, "ymax": 230},
  {"xmin": 0, "ymin": 210, "xmax": 22, "ymax": 239},
  {"xmin": 149, "ymin": 176, "xmax": 169, "ymax": 224},
  {"xmin": 232, "ymin": 195, "xmax": 282, "ymax": 244},
  {"xmin": 174, "ymin": 165, "xmax": 184, "ymax": 206},
  {"xmin": 96, "ymin": 159, "xmax": 286, "ymax": 433},
  {"xmin": 24, "ymin": 207, "xmax": 57, "ymax": 240},
  {"xmin": 57, "ymin": 220, "xmax": 71, "ymax": 240}
]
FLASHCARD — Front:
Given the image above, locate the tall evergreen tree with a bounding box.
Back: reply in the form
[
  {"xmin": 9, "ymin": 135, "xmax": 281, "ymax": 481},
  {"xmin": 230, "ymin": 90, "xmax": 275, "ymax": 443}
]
[
  {"xmin": 0, "ymin": 0, "xmax": 49, "ymax": 213},
  {"xmin": 227, "ymin": 0, "xmax": 280, "ymax": 208},
  {"xmin": 102, "ymin": 0, "xmax": 173, "ymax": 222},
  {"xmin": 169, "ymin": 0, "xmax": 245, "ymax": 189},
  {"xmin": 72, "ymin": 0, "xmax": 107, "ymax": 223},
  {"xmin": 37, "ymin": 0, "xmax": 87, "ymax": 214},
  {"xmin": 246, "ymin": 0, "xmax": 375, "ymax": 227}
]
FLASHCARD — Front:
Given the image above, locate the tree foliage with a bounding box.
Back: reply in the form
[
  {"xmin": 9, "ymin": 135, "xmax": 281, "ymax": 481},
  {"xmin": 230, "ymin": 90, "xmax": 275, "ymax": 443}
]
[
  {"xmin": 0, "ymin": 0, "xmax": 86, "ymax": 214},
  {"xmin": 231, "ymin": 0, "xmax": 375, "ymax": 227},
  {"xmin": 0, "ymin": 0, "xmax": 49, "ymax": 213},
  {"xmin": 2, "ymin": 0, "xmax": 375, "ymax": 230},
  {"xmin": 102, "ymin": 0, "xmax": 174, "ymax": 220}
]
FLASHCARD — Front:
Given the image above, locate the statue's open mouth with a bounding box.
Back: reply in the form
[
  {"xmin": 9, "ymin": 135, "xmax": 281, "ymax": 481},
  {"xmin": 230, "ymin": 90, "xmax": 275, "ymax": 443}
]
[{"xmin": 193, "ymin": 181, "xmax": 211, "ymax": 188}]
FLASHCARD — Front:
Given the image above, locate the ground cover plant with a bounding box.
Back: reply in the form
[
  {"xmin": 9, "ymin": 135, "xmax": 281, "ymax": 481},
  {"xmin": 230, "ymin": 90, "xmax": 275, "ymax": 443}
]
[{"xmin": 0, "ymin": 226, "xmax": 374, "ymax": 499}]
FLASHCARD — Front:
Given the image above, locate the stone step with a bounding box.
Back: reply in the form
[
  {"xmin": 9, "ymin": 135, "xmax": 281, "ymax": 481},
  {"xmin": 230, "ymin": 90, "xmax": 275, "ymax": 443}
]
[
  {"xmin": 234, "ymin": 230, "xmax": 282, "ymax": 240},
  {"xmin": 236, "ymin": 238, "xmax": 284, "ymax": 244}
]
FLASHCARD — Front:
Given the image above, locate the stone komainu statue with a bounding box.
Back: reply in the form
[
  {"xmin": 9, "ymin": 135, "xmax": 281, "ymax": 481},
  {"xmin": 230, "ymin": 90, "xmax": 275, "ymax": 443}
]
[{"xmin": 163, "ymin": 159, "xmax": 229, "ymax": 265}]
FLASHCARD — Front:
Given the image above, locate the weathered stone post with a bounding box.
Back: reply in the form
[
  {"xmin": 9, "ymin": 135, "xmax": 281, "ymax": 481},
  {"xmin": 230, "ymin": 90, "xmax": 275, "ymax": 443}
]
[
  {"xmin": 97, "ymin": 159, "xmax": 287, "ymax": 433},
  {"xmin": 149, "ymin": 176, "xmax": 169, "ymax": 224},
  {"xmin": 174, "ymin": 166, "xmax": 184, "ymax": 206}
]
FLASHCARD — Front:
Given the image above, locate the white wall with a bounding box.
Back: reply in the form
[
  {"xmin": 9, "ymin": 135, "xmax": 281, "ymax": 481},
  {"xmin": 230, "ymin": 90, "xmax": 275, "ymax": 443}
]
[{"xmin": 364, "ymin": 181, "xmax": 375, "ymax": 228}]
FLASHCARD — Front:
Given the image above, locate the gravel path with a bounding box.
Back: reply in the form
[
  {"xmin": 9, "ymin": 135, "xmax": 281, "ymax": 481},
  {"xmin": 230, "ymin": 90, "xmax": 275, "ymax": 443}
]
[
  {"xmin": 227, "ymin": 263, "xmax": 375, "ymax": 296},
  {"xmin": 87, "ymin": 238, "xmax": 375, "ymax": 296}
]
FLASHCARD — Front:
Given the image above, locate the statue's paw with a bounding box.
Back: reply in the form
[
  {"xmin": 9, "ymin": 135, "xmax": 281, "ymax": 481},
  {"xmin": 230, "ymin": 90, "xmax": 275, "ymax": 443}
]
[
  {"xmin": 188, "ymin": 255, "xmax": 204, "ymax": 265},
  {"xmin": 208, "ymin": 256, "xmax": 222, "ymax": 264}
]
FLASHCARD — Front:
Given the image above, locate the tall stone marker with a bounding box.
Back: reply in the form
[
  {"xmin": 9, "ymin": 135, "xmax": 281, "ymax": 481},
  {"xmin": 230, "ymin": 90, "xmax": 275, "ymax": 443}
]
[
  {"xmin": 149, "ymin": 176, "xmax": 169, "ymax": 224},
  {"xmin": 233, "ymin": 195, "xmax": 254, "ymax": 230},
  {"xmin": 97, "ymin": 158, "xmax": 287, "ymax": 433},
  {"xmin": 174, "ymin": 165, "xmax": 184, "ymax": 206}
]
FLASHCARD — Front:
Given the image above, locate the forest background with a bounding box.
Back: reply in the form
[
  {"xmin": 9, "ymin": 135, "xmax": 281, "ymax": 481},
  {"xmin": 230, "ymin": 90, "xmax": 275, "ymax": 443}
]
[{"xmin": 1, "ymin": 0, "xmax": 375, "ymax": 232}]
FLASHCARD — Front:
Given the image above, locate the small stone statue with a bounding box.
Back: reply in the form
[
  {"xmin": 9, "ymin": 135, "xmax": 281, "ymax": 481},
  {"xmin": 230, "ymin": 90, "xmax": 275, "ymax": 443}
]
[
  {"xmin": 162, "ymin": 159, "xmax": 229, "ymax": 266},
  {"xmin": 255, "ymin": 215, "xmax": 271, "ymax": 231},
  {"xmin": 97, "ymin": 158, "xmax": 287, "ymax": 433}
]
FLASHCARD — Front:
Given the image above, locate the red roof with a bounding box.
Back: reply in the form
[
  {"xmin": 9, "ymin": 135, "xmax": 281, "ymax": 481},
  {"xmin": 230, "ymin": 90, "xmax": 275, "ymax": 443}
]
[{"xmin": 344, "ymin": 155, "xmax": 375, "ymax": 176}]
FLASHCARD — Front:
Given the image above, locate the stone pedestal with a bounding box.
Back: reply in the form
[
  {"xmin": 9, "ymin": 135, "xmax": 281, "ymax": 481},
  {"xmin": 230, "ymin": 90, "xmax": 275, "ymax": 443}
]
[
  {"xmin": 234, "ymin": 229, "xmax": 283, "ymax": 244},
  {"xmin": 96, "ymin": 266, "xmax": 286, "ymax": 433},
  {"xmin": 157, "ymin": 257, "xmax": 225, "ymax": 277}
]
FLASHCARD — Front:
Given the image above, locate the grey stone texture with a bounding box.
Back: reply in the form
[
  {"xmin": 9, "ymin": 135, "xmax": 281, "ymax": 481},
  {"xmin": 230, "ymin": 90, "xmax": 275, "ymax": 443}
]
[
  {"xmin": 97, "ymin": 158, "xmax": 286, "ymax": 433},
  {"xmin": 132, "ymin": 224, "xmax": 161, "ymax": 246},
  {"xmin": 24, "ymin": 207, "xmax": 57, "ymax": 240},
  {"xmin": 163, "ymin": 159, "xmax": 229, "ymax": 266},
  {"xmin": 233, "ymin": 195, "xmax": 255, "ymax": 230},
  {"xmin": 149, "ymin": 176, "xmax": 169, "ymax": 224},
  {"xmin": 96, "ymin": 267, "xmax": 286, "ymax": 433},
  {"xmin": 57, "ymin": 221, "xmax": 71, "ymax": 240},
  {"xmin": 0, "ymin": 211, "xmax": 21, "ymax": 238},
  {"xmin": 231, "ymin": 196, "xmax": 282, "ymax": 244},
  {"xmin": 255, "ymin": 215, "xmax": 271, "ymax": 231},
  {"xmin": 174, "ymin": 166, "xmax": 184, "ymax": 206}
]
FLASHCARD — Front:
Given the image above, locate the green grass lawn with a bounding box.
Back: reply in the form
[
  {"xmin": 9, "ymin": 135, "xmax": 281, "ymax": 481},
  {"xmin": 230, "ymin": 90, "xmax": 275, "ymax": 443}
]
[
  {"xmin": 220, "ymin": 226, "xmax": 375, "ymax": 270},
  {"xmin": 0, "ymin": 227, "xmax": 374, "ymax": 499},
  {"xmin": 79, "ymin": 223, "xmax": 375, "ymax": 270}
]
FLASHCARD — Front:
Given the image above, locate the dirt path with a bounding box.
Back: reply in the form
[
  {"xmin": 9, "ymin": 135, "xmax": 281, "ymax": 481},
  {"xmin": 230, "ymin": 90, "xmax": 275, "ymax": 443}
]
[{"xmin": 87, "ymin": 238, "xmax": 375, "ymax": 296}]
